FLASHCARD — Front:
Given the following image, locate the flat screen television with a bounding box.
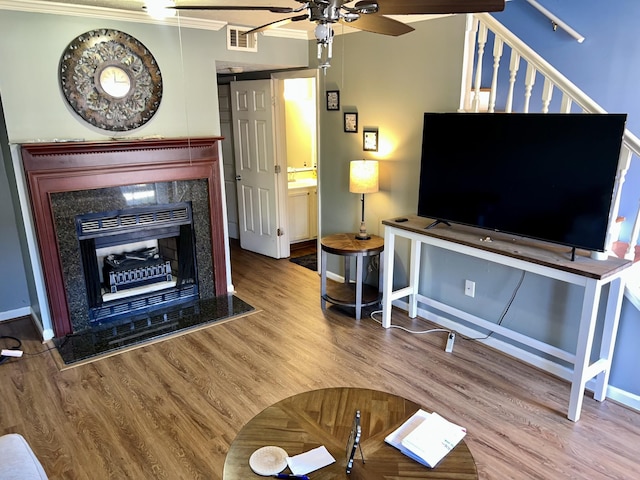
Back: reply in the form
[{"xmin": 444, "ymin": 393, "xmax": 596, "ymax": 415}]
[{"xmin": 417, "ymin": 112, "xmax": 627, "ymax": 252}]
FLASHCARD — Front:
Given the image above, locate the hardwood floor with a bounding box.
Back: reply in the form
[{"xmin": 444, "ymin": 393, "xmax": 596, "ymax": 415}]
[{"xmin": 1, "ymin": 241, "xmax": 639, "ymax": 479}]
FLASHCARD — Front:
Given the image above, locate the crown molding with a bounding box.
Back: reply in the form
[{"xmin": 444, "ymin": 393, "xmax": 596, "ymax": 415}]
[
  {"xmin": 0, "ymin": 1, "xmax": 435, "ymax": 40},
  {"xmin": 0, "ymin": 0, "xmax": 226, "ymax": 31}
]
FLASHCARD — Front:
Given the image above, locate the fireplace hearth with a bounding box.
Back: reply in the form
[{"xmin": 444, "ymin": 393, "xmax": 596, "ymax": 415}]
[{"xmin": 54, "ymin": 294, "xmax": 254, "ymax": 365}]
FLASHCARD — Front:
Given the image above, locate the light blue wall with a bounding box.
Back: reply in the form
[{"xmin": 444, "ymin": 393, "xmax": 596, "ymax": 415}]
[
  {"xmin": 611, "ymin": 299, "xmax": 640, "ymax": 394},
  {"xmin": 317, "ymin": 16, "xmax": 468, "ymax": 239},
  {"xmin": 0, "ymin": 97, "xmax": 30, "ymax": 317},
  {"xmin": 0, "ymin": 10, "xmax": 308, "ymax": 142}
]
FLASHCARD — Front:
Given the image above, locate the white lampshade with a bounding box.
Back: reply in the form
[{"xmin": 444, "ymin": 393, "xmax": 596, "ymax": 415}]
[{"xmin": 349, "ymin": 160, "xmax": 379, "ymax": 194}]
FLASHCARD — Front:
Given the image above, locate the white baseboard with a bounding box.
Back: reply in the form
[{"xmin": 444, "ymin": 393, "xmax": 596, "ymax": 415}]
[
  {"xmin": 607, "ymin": 385, "xmax": 640, "ymax": 412},
  {"xmin": 0, "ymin": 307, "xmax": 31, "ymax": 322},
  {"xmin": 0, "ymin": 307, "xmax": 54, "ymax": 341}
]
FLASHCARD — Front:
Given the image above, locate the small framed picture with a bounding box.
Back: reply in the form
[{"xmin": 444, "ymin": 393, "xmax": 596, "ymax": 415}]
[
  {"xmin": 344, "ymin": 112, "xmax": 358, "ymax": 133},
  {"xmin": 326, "ymin": 90, "xmax": 340, "ymax": 111},
  {"xmin": 363, "ymin": 128, "xmax": 379, "ymax": 151}
]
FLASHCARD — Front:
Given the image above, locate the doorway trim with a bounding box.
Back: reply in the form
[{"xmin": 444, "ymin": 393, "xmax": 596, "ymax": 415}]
[{"xmin": 272, "ymin": 69, "xmax": 322, "ymax": 264}]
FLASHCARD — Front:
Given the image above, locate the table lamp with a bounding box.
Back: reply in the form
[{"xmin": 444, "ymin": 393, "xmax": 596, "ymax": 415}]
[{"xmin": 350, "ymin": 160, "xmax": 379, "ymax": 240}]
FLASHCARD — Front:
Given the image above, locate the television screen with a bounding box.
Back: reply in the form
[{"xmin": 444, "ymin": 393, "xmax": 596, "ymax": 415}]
[{"xmin": 417, "ymin": 112, "xmax": 627, "ymax": 252}]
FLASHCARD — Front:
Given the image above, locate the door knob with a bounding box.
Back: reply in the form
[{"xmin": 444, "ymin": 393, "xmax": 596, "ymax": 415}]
[{"xmin": 235, "ymin": 175, "xmax": 242, "ymax": 181}]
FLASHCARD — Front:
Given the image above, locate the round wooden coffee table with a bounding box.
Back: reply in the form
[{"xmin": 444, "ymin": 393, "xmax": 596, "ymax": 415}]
[{"xmin": 223, "ymin": 387, "xmax": 477, "ymax": 479}]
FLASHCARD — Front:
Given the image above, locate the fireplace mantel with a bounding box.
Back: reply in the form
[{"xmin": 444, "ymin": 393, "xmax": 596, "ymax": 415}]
[{"xmin": 21, "ymin": 137, "xmax": 228, "ymax": 337}]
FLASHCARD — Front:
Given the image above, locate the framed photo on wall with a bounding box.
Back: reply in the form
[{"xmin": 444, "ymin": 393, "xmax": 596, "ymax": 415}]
[
  {"xmin": 363, "ymin": 127, "xmax": 379, "ymax": 151},
  {"xmin": 326, "ymin": 90, "xmax": 340, "ymax": 111},
  {"xmin": 344, "ymin": 112, "xmax": 358, "ymax": 133}
]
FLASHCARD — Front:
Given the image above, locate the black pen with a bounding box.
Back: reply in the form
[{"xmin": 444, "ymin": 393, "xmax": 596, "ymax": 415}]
[{"xmin": 272, "ymin": 474, "xmax": 309, "ymax": 480}]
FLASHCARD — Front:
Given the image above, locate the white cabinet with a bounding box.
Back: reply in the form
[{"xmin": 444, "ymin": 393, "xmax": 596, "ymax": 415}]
[
  {"xmin": 309, "ymin": 187, "xmax": 317, "ymax": 239},
  {"xmin": 288, "ymin": 186, "xmax": 317, "ymax": 242}
]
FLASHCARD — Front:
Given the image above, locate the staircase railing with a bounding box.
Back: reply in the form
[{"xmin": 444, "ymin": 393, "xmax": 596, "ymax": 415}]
[{"xmin": 460, "ymin": 13, "xmax": 640, "ymax": 262}]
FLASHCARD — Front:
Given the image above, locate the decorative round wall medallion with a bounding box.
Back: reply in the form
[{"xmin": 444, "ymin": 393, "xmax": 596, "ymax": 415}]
[{"xmin": 59, "ymin": 29, "xmax": 163, "ymax": 132}]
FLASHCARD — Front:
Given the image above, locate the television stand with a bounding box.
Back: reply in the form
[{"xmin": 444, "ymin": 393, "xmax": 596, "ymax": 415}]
[{"xmin": 381, "ymin": 215, "xmax": 632, "ymax": 422}]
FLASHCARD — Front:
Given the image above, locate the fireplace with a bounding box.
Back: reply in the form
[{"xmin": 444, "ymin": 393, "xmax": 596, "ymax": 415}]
[{"xmin": 21, "ymin": 138, "xmax": 229, "ymax": 338}]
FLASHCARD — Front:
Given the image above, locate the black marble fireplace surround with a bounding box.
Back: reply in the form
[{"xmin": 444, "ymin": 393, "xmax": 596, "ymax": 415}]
[
  {"xmin": 21, "ymin": 138, "xmax": 253, "ymax": 364},
  {"xmin": 51, "ymin": 181, "xmax": 212, "ymax": 332}
]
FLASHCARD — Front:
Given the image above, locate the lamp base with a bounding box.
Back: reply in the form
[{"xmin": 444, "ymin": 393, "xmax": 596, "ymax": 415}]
[{"xmin": 355, "ymin": 221, "xmax": 370, "ymax": 240}]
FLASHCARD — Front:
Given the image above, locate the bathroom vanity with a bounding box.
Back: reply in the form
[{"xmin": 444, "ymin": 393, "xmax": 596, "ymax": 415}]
[{"xmin": 288, "ymin": 178, "xmax": 317, "ymax": 243}]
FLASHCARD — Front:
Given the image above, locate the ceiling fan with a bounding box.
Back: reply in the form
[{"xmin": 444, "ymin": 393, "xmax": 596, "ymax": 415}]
[{"xmin": 162, "ymin": 1, "xmax": 506, "ymax": 69}]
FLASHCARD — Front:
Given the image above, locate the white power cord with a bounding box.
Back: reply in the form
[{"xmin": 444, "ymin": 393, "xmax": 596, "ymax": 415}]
[{"xmin": 369, "ymin": 310, "xmax": 455, "ymax": 352}]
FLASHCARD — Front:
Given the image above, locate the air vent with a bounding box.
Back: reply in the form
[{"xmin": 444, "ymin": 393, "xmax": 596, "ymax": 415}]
[
  {"xmin": 77, "ymin": 204, "xmax": 192, "ymax": 239},
  {"xmin": 227, "ymin": 26, "xmax": 257, "ymax": 52}
]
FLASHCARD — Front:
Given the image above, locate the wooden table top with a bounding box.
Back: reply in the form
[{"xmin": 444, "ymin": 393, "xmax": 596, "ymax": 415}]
[
  {"xmin": 321, "ymin": 234, "xmax": 384, "ymax": 256},
  {"xmin": 223, "ymin": 387, "xmax": 477, "ymax": 479},
  {"xmin": 382, "ymin": 215, "xmax": 632, "ymax": 280}
]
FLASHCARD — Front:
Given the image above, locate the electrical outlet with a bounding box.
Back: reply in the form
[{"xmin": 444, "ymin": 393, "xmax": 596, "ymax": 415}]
[{"xmin": 465, "ymin": 279, "xmax": 475, "ymax": 298}]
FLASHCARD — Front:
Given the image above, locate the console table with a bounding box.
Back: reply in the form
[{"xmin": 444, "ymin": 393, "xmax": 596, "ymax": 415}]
[
  {"xmin": 381, "ymin": 215, "xmax": 632, "ymax": 422},
  {"xmin": 321, "ymin": 233, "xmax": 384, "ymax": 320},
  {"xmin": 223, "ymin": 387, "xmax": 477, "ymax": 479}
]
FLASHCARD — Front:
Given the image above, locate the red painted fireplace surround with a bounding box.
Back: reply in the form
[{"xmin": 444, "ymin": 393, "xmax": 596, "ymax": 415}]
[{"xmin": 21, "ymin": 137, "xmax": 228, "ymax": 337}]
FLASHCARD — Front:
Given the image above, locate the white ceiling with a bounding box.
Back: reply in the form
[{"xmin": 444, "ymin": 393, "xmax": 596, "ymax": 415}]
[{"xmin": 0, "ymin": 0, "xmax": 439, "ymax": 73}]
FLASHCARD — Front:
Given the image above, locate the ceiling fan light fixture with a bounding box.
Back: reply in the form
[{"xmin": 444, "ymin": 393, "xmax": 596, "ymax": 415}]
[
  {"xmin": 314, "ymin": 23, "xmax": 333, "ymax": 42},
  {"xmin": 143, "ymin": 0, "xmax": 176, "ymax": 19}
]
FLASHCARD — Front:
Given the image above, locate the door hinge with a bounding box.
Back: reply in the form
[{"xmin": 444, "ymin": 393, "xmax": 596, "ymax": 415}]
[
  {"xmin": 277, "ymin": 228, "xmax": 284, "ymax": 236},
  {"xmin": 275, "ymin": 165, "xmax": 281, "ymax": 174}
]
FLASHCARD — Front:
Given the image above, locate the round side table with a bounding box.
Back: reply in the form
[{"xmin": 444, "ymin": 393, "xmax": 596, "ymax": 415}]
[{"xmin": 320, "ymin": 233, "xmax": 384, "ymax": 320}]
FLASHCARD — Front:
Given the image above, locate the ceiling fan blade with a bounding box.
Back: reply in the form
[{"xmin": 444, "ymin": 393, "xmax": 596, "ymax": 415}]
[
  {"xmin": 375, "ymin": 0, "xmax": 506, "ymax": 15},
  {"xmin": 341, "ymin": 14, "xmax": 414, "ymax": 36},
  {"xmin": 245, "ymin": 14, "xmax": 309, "ymax": 35},
  {"xmin": 170, "ymin": 5, "xmax": 296, "ymax": 14}
]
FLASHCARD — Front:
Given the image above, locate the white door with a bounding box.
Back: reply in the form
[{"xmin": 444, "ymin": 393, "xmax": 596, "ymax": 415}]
[
  {"xmin": 218, "ymin": 84, "xmax": 239, "ymax": 240},
  {"xmin": 230, "ymin": 79, "xmax": 282, "ymax": 258}
]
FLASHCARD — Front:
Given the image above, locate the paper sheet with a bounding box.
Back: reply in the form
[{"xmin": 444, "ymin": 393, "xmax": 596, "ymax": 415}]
[
  {"xmin": 385, "ymin": 409, "xmax": 466, "ymax": 468},
  {"xmin": 286, "ymin": 445, "xmax": 336, "ymax": 475}
]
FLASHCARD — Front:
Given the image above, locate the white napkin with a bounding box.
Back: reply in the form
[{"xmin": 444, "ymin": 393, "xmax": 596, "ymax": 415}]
[{"xmin": 286, "ymin": 446, "xmax": 336, "ymax": 475}]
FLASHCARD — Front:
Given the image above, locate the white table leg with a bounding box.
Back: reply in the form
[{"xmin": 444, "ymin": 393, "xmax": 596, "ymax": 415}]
[
  {"xmin": 378, "ymin": 250, "xmax": 384, "ymax": 308},
  {"xmin": 321, "ymin": 249, "xmax": 328, "ymax": 311},
  {"xmin": 568, "ymin": 280, "xmax": 601, "ymax": 422},
  {"xmin": 382, "ymin": 229, "xmax": 395, "ymax": 328},
  {"xmin": 408, "ymin": 239, "xmax": 421, "ymax": 319},
  {"xmin": 593, "ymin": 276, "xmax": 625, "ymax": 401}
]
